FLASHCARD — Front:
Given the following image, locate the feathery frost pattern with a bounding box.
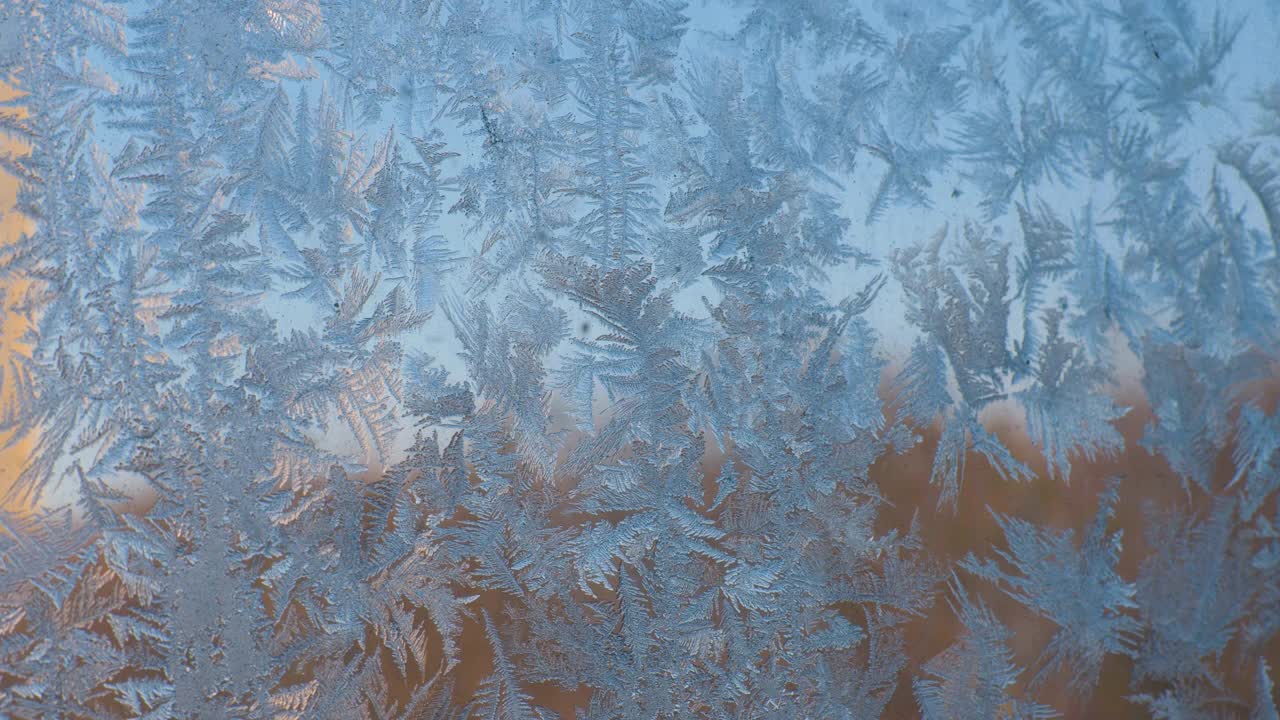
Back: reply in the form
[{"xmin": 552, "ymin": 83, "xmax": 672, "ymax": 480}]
[{"xmin": 0, "ymin": 0, "xmax": 1278, "ymax": 717}]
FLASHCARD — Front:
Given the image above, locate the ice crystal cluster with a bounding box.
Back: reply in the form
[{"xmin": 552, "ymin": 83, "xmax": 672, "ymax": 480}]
[{"xmin": 0, "ymin": 0, "xmax": 1279, "ymax": 717}]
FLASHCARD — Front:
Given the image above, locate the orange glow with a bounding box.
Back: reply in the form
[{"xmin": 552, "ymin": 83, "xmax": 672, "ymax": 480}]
[{"xmin": 0, "ymin": 78, "xmax": 34, "ymax": 514}]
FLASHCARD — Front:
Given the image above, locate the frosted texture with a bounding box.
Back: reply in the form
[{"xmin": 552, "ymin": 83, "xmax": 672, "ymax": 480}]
[{"xmin": 0, "ymin": 0, "xmax": 1278, "ymax": 717}]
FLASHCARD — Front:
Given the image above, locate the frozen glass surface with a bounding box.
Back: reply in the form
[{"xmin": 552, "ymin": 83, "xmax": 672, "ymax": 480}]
[{"xmin": 1, "ymin": 0, "xmax": 1278, "ymax": 717}]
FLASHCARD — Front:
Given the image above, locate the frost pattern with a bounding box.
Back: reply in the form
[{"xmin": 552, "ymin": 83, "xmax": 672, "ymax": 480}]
[{"xmin": 0, "ymin": 0, "xmax": 1278, "ymax": 718}]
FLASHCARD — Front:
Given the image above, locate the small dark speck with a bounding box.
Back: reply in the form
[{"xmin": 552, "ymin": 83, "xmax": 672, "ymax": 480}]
[
  {"xmin": 580, "ymin": 321, "xmax": 591, "ymax": 335},
  {"xmin": 951, "ymin": 188, "xmax": 962, "ymax": 198}
]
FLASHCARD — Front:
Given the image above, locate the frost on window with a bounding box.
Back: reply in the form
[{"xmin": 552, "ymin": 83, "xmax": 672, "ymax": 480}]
[{"xmin": 0, "ymin": 0, "xmax": 1277, "ymax": 717}]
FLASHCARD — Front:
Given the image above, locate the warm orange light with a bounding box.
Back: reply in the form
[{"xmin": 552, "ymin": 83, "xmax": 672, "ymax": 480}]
[{"xmin": 0, "ymin": 78, "xmax": 34, "ymax": 514}]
